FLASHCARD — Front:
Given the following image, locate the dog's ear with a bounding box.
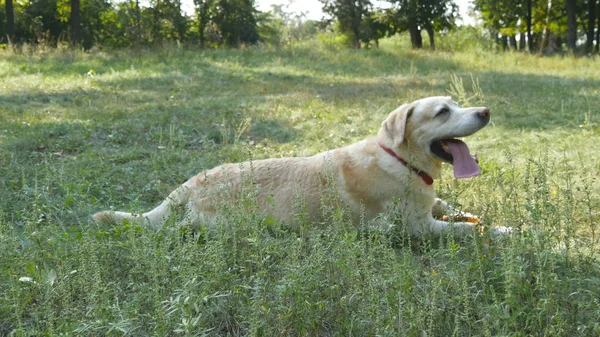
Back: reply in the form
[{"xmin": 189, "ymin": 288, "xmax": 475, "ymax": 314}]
[{"xmin": 381, "ymin": 103, "xmax": 415, "ymax": 147}]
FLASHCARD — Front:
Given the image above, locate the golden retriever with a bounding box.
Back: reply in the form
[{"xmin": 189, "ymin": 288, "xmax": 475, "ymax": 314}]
[{"xmin": 94, "ymin": 96, "xmax": 511, "ymax": 236}]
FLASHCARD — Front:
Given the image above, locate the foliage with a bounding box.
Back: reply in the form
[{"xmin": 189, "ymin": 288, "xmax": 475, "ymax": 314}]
[
  {"xmin": 194, "ymin": 0, "xmax": 214, "ymax": 46},
  {"xmin": 0, "ymin": 40, "xmax": 599, "ymax": 335},
  {"xmin": 2, "ymin": 0, "xmax": 599, "ymax": 53},
  {"xmin": 1, "ymin": 0, "xmax": 264, "ymax": 47},
  {"xmin": 385, "ymin": 0, "xmax": 458, "ymax": 48},
  {"xmin": 318, "ymin": 0, "xmax": 458, "ymax": 49},
  {"xmin": 261, "ymin": 4, "xmax": 319, "ymax": 47},
  {"xmin": 209, "ymin": 0, "xmax": 260, "ymax": 46},
  {"xmin": 319, "ymin": 0, "xmax": 373, "ymax": 48},
  {"xmin": 473, "ymin": 0, "xmax": 598, "ymax": 53},
  {"xmin": 435, "ymin": 25, "xmax": 495, "ymax": 52}
]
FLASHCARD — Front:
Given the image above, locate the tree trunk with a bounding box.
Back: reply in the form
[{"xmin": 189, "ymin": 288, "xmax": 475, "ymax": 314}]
[
  {"xmin": 135, "ymin": 0, "xmax": 141, "ymax": 45},
  {"xmin": 6, "ymin": 0, "xmax": 15, "ymax": 41},
  {"xmin": 538, "ymin": 0, "xmax": 553, "ymax": 55},
  {"xmin": 153, "ymin": 0, "xmax": 161, "ymax": 42},
  {"xmin": 509, "ymin": 35, "xmax": 517, "ymax": 50},
  {"xmin": 196, "ymin": 2, "xmax": 206, "ymax": 46},
  {"xmin": 408, "ymin": 22, "xmax": 422, "ymax": 49},
  {"xmin": 198, "ymin": 17, "xmax": 206, "ymax": 47},
  {"xmin": 586, "ymin": 0, "xmax": 597, "ymax": 53},
  {"xmin": 527, "ymin": 0, "xmax": 533, "ymax": 52},
  {"xmin": 566, "ymin": 0, "xmax": 577, "ymax": 51},
  {"xmin": 597, "ymin": 3, "xmax": 600, "ymax": 53},
  {"xmin": 539, "ymin": 27, "xmax": 559, "ymax": 54},
  {"xmin": 531, "ymin": 32, "xmax": 540, "ymax": 49},
  {"xmin": 555, "ymin": 35, "xmax": 562, "ymax": 49},
  {"xmin": 352, "ymin": 27, "xmax": 361, "ymax": 49},
  {"xmin": 519, "ymin": 32, "xmax": 526, "ymax": 51},
  {"xmin": 70, "ymin": 0, "xmax": 82, "ymax": 46},
  {"xmin": 173, "ymin": 0, "xmax": 186, "ymax": 41},
  {"xmin": 425, "ymin": 25, "xmax": 435, "ymax": 50},
  {"xmin": 351, "ymin": 2, "xmax": 362, "ymax": 49}
]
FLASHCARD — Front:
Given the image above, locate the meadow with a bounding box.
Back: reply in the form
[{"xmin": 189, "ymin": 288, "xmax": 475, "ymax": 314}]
[{"xmin": 1, "ymin": 37, "xmax": 599, "ymax": 336}]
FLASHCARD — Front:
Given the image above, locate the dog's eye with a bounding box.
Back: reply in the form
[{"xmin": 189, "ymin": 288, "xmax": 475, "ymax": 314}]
[{"xmin": 436, "ymin": 107, "xmax": 450, "ymax": 117}]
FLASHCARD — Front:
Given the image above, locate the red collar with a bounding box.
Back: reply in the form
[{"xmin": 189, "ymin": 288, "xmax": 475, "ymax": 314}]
[{"xmin": 378, "ymin": 142, "xmax": 434, "ymax": 185}]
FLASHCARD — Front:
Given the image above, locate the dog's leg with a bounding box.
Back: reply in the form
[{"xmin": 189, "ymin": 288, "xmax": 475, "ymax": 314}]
[
  {"xmin": 429, "ymin": 217, "xmax": 477, "ymax": 236},
  {"xmin": 432, "ymin": 198, "xmax": 480, "ymax": 220},
  {"xmin": 431, "ymin": 198, "xmax": 513, "ymax": 236},
  {"xmin": 432, "ymin": 198, "xmax": 452, "ymax": 218},
  {"xmin": 429, "ymin": 217, "xmax": 512, "ymax": 237}
]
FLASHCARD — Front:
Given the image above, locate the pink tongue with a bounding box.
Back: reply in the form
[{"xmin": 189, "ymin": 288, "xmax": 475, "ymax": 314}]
[{"xmin": 445, "ymin": 141, "xmax": 481, "ymax": 178}]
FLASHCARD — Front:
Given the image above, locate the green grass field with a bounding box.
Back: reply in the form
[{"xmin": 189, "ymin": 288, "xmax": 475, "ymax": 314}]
[{"xmin": 1, "ymin": 39, "xmax": 600, "ymax": 336}]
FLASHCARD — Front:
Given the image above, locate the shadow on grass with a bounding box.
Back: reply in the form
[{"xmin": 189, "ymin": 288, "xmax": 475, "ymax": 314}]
[{"xmin": 2, "ymin": 45, "xmax": 599, "ymax": 156}]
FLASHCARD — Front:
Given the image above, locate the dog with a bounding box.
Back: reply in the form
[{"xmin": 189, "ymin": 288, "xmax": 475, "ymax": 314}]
[{"xmin": 94, "ymin": 96, "xmax": 511, "ymax": 236}]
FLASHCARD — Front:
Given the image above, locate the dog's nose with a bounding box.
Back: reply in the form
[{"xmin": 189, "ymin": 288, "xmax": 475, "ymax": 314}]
[{"xmin": 478, "ymin": 108, "xmax": 490, "ymax": 118}]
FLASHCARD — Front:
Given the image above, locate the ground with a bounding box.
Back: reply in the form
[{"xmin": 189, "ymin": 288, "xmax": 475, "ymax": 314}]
[{"xmin": 1, "ymin": 38, "xmax": 599, "ymax": 336}]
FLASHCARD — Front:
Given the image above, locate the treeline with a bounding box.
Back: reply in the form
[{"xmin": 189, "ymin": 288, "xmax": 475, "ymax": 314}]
[
  {"xmin": 474, "ymin": 0, "xmax": 599, "ymax": 54},
  {"xmin": 0, "ymin": 0, "xmax": 267, "ymax": 49},
  {"xmin": 0, "ymin": 0, "xmax": 598, "ymax": 54}
]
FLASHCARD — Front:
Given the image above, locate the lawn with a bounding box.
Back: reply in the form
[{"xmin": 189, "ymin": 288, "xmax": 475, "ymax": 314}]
[{"xmin": 1, "ymin": 39, "xmax": 599, "ymax": 336}]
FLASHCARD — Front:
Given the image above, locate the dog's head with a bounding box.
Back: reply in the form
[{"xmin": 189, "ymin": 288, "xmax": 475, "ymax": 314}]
[{"xmin": 377, "ymin": 96, "xmax": 490, "ymax": 178}]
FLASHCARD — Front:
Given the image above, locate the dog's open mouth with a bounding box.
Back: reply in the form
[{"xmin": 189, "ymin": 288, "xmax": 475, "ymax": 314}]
[{"xmin": 430, "ymin": 139, "xmax": 481, "ymax": 178}]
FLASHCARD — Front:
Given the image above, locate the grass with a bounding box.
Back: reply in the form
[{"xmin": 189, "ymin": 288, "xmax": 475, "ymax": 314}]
[{"xmin": 1, "ymin": 37, "xmax": 599, "ymax": 336}]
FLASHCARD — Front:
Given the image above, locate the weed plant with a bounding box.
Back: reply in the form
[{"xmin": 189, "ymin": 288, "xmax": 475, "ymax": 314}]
[{"xmin": 1, "ymin": 37, "xmax": 599, "ymax": 336}]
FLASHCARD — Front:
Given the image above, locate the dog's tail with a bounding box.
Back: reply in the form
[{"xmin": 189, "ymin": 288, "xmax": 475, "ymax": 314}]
[
  {"xmin": 93, "ymin": 210, "xmax": 148, "ymax": 226},
  {"xmin": 93, "ymin": 181, "xmax": 193, "ymax": 231},
  {"xmin": 93, "ymin": 202, "xmax": 171, "ymax": 231}
]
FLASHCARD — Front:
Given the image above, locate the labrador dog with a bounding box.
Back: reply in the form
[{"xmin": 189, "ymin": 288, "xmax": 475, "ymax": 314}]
[{"xmin": 94, "ymin": 96, "xmax": 511, "ymax": 236}]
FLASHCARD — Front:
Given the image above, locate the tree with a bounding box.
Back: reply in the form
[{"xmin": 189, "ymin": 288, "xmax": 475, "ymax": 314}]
[
  {"xmin": 475, "ymin": 0, "xmax": 600, "ymax": 54},
  {"xmin": 211, "ymin": 0, "xmax": 260, "ymax": 46},
  {"xmin": 162, "ymin": 0, "xmax": 188, "ymax": 41},
  {"xmin": 565, "ymin": 0, "xmax": 576, "ymax": 51},
  {"xmin": 385, "ymin": 0, "xmax": 457, "ymax": 49},
  {"xmin": 194, "ymin": 0, "xmax": 214, "ymax": 46},
  {"xmin": 6, "ymin": 0, "xmax": 15, "ymax": 40},
  {"xmin": 25, "ymin": 0, "xmax": 68, "ymax": 43},
  {"xmin": 597, "ymin": 1, "xmax": 600, "ymax": 53},
  {"xmin": 93, "ymin": 0, "xmax": 134, "ymax": 47},
  {"xmin": 261, "ymin": 4, "xmax": 319, "ymax": 46},
  {"xmin": 319, "ymin": 0, "xmax": 373, "ymax": 48},
  {"xmin": 526, "ymin": 0, "xmax": 533, "ymax": 52},
  {"xmin": 360, "ymin": 9, "xmax": 392, "ymax": 47},
  {"xmin": 382, "ymin": 0, "xmax": 420, "ymax": 48},
  {"xmin": 70, "ymin": 0, "xmax": 81, "ymax": 45},
  {"xmin": 474, "ymin": 0, "xmax": 527, "ymax": 50},
  {"xmin": 151, "ymin": 0, "xmax": 162, "ymax": 42},
  {"xmin": 585, "ymin": 0, "xmax": 597, "ymax": 53},
  {"xmin": 421, "ymin": 0, "xmax": 458, "ymax": 50},
  {"xmin": 538, "ymin": 0, "xmax": 553, "ymax": 53}
]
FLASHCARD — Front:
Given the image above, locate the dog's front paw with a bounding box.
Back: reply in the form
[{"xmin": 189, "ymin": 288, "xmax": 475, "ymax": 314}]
[
  {"xmin": 438, "ymin": 211, "xmax": 481, "ymax": 224},
  {"xmin": 487, "ymin": 226, "xmax": 513, "ymax": 236}
]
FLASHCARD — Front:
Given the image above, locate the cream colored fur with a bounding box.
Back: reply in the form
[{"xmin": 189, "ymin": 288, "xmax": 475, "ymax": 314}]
[{"xmin": 93, "ymin": 96, "xmax": 511, "ymax": 236}]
